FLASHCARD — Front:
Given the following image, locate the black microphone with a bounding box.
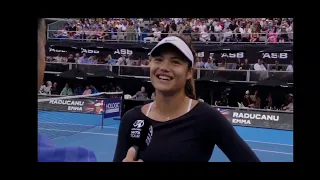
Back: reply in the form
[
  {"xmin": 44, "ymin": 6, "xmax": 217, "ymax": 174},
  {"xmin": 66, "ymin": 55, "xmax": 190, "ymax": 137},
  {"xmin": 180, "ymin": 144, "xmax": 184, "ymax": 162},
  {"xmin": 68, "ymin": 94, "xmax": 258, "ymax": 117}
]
[{"xmin": 129, "ymin": 119, "xmax": 153, "ymax": 161}]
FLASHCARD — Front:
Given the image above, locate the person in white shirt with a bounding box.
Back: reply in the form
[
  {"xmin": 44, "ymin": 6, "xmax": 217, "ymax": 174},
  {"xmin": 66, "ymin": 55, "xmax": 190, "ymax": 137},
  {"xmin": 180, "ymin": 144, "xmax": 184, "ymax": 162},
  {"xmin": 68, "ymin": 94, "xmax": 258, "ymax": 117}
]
[
  {"xmin": 254, "ymin": 59, "xmax": 267, "ymax": 80},
  {"xmin": 286, "ymin": 60, "xmax": 293, "ymax": 72},
  {"xmin": 222, "ymin": 28, "xmax": 233, "ymax": 42},
  {"xmin": 214, "ymin": 23, "xmax": 222, "ymax": 41},
  {"xmin": 199, "ymin": 28, "xmax": 210, "ymax": 42},
  {"xmin": 254, "ymin": 59, "xmax": 266, "ymax": 71},
  {"xmin": 116, "ymin": 56, "xmax": 125, "ymax": 65},
  {"xmin": 197, "ymin": 22, "xmax": 206, "ymax": 32},
  {"xmin": 153, "ymin": 27, "xmax": 161, "ymax": 41}
]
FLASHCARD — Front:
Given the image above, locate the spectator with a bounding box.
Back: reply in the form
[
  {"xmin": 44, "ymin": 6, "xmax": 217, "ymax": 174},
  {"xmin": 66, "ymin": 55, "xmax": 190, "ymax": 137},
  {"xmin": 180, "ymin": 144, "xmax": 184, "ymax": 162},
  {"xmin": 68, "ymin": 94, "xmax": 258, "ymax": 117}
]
[
  {"xmin": 200, "ymin": 28, "xmax": 210, "ymax": 42},
  {"xmin": 79, "ymin": 53, "xmax": 89, "ymax": 64},
  {"xmin": 272, "ymin": 60, "xmax": 282, "ymax": 71},
  {"xmin": 126, "ymin": 21, "xmax": 135, "ymax": 41},
  {"xmin": 90, "ymin": 85, "xmax": 99, "ymax": 94},
  {"xmin": 83, "ymin": 86, "xmax": 92, "ymax": 95},
  {"xmin": 254, "ymin": 59, "xmax": 266, "ymax": 71},
  {"xmin": 242, "ymin": 59, "xmax": 251, "ymax": 70},
  {"xmin": 204, "ymin": 58, "xmax": 218, "ymax": 69},
  {"xmin": 60, "ymin": 83, "xmax": 73, "ymax": 96},
  {"xmin": 50, "ymin": 82, "xmax": 59, "ymax": 95},
  {"xmin": 132, "ymin": 86, "xmax": 148, "ymax": 100},
  {"xmin": 243, "ymin": 90, "xmax": 255, "ymax": 108},
  {"xmin": 282, "ymin": 94, "xmax": 293, "ymax": 111},
  {"xmin": 222, "ymin": 28, "xmax": 233, "ymax": 42},
  {"xmin": 286, "ymin": 60, "xmax": 293, "ymax": 72},
  {"xmin": 268, "ymin": 26, "xmax": 278, "ymax": 43},
  {"xmin": 39, "ymin": 81, "xmax": 52, "ymax": 95},
  {"xmin": 67, "ymin": 54, "xmax": 75, "ymax": 63}
]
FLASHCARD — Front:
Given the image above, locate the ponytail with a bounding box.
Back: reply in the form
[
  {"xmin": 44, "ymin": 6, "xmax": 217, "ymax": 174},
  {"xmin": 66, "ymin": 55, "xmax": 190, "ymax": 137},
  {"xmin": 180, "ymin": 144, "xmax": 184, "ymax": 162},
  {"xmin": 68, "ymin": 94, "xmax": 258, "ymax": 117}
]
[{"xmin": 185, "ymin": 78, "xmax": 196, "ymax": 100}]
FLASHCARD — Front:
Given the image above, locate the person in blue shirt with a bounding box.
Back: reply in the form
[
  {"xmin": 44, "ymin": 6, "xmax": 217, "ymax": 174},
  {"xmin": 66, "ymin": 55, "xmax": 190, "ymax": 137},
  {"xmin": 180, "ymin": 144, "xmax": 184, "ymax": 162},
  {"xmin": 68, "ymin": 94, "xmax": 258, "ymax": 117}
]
[
  {"xmin": 90, "ymin": 85, "xmax": 99, "ymax": 94},
  {"xmin": 38, "ymin": 18, "xmax": 97, "ymax": 162}
]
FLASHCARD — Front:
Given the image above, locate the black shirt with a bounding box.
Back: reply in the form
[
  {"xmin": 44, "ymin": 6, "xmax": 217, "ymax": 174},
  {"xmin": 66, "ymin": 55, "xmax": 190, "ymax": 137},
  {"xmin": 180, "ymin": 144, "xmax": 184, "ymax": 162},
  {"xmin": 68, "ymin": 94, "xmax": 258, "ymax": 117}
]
[{"xmin": 113, "ymin": 102, "xmax": 260, "ymax": 162}]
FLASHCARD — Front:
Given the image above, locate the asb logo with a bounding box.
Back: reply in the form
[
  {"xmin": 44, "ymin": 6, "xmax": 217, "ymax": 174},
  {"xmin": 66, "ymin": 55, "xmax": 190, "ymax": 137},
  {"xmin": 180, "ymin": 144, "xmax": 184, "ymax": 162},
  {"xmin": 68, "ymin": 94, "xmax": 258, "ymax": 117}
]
[{"xmin": 133, "ymin": 120, "xmax": 145, "ymax": 128}]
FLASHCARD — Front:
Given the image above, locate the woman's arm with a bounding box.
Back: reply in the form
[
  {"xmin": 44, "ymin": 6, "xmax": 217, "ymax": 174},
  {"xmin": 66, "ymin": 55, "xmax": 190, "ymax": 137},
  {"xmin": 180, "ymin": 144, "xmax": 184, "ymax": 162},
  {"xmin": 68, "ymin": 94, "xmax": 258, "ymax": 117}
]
[
  {"xmin": 210, "ymin": 108, "xmax": 260, "ymax": 162},
  {"xmin": 113, "ymin": 109, "xmax": 136, "ymax": 162}
]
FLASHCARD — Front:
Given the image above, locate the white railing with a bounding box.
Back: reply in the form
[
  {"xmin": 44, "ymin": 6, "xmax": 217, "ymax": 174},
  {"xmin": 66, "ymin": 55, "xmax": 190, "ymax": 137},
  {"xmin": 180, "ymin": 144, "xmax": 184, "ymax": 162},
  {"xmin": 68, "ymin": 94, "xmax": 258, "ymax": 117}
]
[
  {"xmin": 44, "ymin": 62, "xmax": 293, "ymax": 83},
  {"xmin": 46, "ymin": 30, "xmax": 293, "ymax": 44},
  {"xmin": 213, "ymin": 105, "xmax": 293, "ymax": 114}
]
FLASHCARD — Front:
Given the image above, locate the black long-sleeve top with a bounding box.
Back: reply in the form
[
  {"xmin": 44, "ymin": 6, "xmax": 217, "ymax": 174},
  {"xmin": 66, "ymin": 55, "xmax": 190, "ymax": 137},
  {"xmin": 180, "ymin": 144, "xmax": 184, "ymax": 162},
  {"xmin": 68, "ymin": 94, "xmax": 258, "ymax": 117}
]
[{"xmin": 113, "ymin": 102, "xmax": 260, "ymax": 162}]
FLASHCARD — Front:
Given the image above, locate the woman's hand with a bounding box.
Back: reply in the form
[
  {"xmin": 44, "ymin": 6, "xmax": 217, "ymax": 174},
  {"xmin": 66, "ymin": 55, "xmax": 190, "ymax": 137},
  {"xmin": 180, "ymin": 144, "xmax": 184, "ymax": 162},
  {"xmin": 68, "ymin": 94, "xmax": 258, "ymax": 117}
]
[{"xmin": 122, "ymin": 147, "xmax": 144, "ymax": 162}]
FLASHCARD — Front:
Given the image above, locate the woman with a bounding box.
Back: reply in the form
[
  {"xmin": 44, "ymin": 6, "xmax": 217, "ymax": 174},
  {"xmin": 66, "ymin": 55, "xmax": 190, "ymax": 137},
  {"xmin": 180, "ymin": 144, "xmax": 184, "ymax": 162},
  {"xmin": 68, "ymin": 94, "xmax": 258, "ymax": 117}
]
[{"xmin": 114, "ymin": 35, "xmax": 259, "ymax": 162}]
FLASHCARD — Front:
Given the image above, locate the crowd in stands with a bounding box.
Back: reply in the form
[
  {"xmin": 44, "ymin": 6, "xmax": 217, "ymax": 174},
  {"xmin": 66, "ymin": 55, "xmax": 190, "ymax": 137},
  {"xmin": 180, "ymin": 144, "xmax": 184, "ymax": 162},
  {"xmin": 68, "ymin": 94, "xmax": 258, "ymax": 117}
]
[
  {"xmin": 52, "ymin": 18, "xmax": 293, "ymax": 43},
  {"xmin": 39, "ymin": 81, "xmax": 122, "ymax": 96},
  {"xmin": 241, "ymin": 90, "xmax": 293, "ymax": 111},
  {"xmin": 46, "ymin": 52, "xmax": 293, "ymax": 72}
]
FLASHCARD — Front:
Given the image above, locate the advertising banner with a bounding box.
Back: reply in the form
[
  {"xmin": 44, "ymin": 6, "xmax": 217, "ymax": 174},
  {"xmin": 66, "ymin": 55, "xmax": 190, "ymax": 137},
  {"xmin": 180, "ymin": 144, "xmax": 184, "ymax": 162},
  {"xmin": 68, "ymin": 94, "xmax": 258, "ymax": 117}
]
[
  {"xmin": 38, "ymin": 98, "xmax": 105, "ymax": 114},
  {"xmin": 46, "ymin": 41, "xmax": 293, "ymax": 64},
  {"xmin": 104, "ymin": 98, "xmax": 122, "ymax": 119},
  {"xmin": 215, "ymin": 107, "xmax": 293, "ymax": 130}
]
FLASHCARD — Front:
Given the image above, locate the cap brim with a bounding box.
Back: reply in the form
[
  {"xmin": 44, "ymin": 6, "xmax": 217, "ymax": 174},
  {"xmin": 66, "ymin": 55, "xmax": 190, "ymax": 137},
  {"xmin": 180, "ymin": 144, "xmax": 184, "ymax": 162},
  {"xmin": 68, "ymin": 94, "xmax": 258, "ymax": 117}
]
[{"xmin": 149, "ymin": 36, "xmax": 194, "ymax": 66}]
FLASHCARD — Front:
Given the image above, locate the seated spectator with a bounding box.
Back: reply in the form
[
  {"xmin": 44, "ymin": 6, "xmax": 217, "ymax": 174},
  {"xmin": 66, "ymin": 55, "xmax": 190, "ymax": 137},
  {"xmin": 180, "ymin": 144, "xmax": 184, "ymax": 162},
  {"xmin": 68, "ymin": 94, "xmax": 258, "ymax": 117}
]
[
  {"xmin": 60, "ymin": 83, "xmax": 73, "ymax": 96},
  {"xmin": 83, "ymin": 86, "xmax": 92, "ymax": 95},
  {"xmin": 271, "ymin": 60, "xmax": 282, "ymax": 71},
  {"xmin": 90, "ymin": 85, "xmax": 99, "ymax": 94},
  {"xmin": 39, "ymin": 81, "xmax": 52, "ymax": 95},
  {"xmin": 268, "ymin": 26, "xmax": 278, "ymax": 43},
  {"xmin": 67, "ymin": 54, "xmax": 75, "ymax": 63},
  {"xmin": 199, "ymin": 28, "xmax": 210, "ymax": 42},
  {"xmin": 286, "ymin": 60, "xmax": 293, "ymax": 72}
]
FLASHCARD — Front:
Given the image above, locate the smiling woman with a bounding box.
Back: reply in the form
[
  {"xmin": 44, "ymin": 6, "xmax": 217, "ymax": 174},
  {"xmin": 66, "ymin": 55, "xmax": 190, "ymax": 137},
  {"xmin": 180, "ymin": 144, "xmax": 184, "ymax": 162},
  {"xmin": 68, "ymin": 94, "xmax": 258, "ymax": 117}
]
[{"xmin": 113, "ymin": 35, "xmax": 261, "ymax": 162}]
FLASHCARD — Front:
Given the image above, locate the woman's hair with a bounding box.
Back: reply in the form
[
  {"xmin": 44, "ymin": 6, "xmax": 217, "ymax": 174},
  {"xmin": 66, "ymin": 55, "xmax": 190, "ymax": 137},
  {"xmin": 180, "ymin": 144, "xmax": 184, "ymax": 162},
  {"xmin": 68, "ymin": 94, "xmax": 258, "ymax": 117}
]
[{"xmin": 171, "ymin": 35, "xmax": 197, "ymax": 99}]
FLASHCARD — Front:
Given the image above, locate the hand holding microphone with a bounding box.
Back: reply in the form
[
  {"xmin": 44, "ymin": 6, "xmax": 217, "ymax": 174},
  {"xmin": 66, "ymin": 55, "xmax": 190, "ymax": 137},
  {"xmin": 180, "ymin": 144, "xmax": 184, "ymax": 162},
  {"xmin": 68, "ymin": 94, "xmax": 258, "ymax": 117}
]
[{"xmin": 122, "ymin": 119, "xmax": 153, "ymax": 162}]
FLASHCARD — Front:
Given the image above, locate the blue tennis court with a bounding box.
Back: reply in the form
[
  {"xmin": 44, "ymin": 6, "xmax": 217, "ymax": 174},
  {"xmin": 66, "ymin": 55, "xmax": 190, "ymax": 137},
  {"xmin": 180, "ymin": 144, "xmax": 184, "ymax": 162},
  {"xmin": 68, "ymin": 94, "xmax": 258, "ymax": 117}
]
[{"xmin": 38, "ymin": 111, "xmax": 293, "ymax": 162}]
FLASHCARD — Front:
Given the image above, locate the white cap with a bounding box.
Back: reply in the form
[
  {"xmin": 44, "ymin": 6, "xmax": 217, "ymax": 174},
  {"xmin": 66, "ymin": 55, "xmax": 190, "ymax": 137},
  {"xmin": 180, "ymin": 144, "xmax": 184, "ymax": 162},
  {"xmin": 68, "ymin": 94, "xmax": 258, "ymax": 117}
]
[
  {"xmin": 245, "ymin": 90, "xmax": 249, "ymax": 95},
  {"xmin": 95, "ymin": 103, "xmax": 103, "ymax": 107},
  {"xmin": 149, "ymin": 36, "xmax": 194, "ymax": 66}
]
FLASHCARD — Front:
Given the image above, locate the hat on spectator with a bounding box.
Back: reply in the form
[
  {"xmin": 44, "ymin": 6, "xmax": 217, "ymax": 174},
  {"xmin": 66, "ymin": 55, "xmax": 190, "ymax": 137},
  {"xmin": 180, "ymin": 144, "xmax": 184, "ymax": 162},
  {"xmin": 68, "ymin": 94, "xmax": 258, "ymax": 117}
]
[{"xmin": 149, "ymin": 36, "xmax": 194, "ymax": 66}]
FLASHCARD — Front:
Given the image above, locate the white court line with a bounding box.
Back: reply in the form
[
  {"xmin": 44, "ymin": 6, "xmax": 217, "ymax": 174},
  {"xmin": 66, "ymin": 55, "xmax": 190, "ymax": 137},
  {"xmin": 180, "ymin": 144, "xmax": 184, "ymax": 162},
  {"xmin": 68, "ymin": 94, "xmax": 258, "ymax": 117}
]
[
  {"xmin": 38, "ymin": 122, "xmax": 293, "ymax": 147},
  {"xmin": 245, "ymin": 140, "xmax": 293, "ymax": 147},
  {"xmin": 38, "ymin": 128, "xmax": 118, "ymax": 136},
  {"xmin": 251, "ymin": 149, "xmax": 293, "ymax": 155},
  {"xmin": 38, "ymin": 121, "xmax": 119, "ymax": 129}
]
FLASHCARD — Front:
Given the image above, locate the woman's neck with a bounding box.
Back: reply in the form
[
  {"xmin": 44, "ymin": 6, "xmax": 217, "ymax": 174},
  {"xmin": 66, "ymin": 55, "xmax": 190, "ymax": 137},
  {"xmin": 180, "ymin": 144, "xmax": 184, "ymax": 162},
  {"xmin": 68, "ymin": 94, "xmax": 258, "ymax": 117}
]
[{"xmin": 154, "ymin": 90, "xmax": 189, "ymax": 116}]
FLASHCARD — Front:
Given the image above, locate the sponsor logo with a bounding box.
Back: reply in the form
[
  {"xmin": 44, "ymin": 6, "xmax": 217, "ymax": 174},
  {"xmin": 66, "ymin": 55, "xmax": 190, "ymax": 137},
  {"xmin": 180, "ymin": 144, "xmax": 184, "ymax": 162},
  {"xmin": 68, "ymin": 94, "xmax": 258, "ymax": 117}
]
[
  {"xmin": 221, "ymin": 52, "xmax": 244, "ymax": 59},
  {"xmin": 105, "ymin": 102, "xmax": 120, "ymax": 113},
  {"xmin": 133, "ymin": 120, "xmax": 144, "ymax": 128},
  {"xmin": 262, "ymin": 53, "xmax": 288, "ymax": 59},
  {"xmin": 48, "ymin": 47, "xmax": 99, "ymax": 54},
  {"xmin": 114, "ymin": 49, "xmax": 133, "ymax": 55},
  {"xmin": 130, "ymin": 120, "xmax": 145, "ymax": 138},
  {"xmin": 145, "ymin": 126, "xmax": 153, "ymax": 145}
]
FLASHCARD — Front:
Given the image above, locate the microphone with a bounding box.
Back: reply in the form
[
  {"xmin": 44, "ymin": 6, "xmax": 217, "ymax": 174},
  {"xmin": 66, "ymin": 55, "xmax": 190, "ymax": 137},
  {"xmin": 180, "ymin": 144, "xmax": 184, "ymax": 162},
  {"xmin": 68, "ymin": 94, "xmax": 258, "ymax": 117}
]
[{"xmin": 129, "ymin": 119, "xmax": 153, "ymax": 161}]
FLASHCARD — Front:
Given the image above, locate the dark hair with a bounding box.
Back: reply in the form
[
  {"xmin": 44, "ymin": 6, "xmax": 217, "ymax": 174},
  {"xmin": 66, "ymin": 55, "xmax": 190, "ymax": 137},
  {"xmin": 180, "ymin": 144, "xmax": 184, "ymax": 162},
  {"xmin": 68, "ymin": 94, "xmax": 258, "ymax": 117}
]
[{"xmin": 172, "ymin": 35, "xmax": 197, "ymax": 100}]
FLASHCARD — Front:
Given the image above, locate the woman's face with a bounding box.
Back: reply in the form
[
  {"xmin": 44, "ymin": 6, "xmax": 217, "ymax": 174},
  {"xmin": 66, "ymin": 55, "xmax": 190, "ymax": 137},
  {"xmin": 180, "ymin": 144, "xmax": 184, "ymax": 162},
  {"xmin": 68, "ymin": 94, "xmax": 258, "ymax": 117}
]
[{"xmin": 150, "ymin": 47, "xmax": 193, "ymax": 94}]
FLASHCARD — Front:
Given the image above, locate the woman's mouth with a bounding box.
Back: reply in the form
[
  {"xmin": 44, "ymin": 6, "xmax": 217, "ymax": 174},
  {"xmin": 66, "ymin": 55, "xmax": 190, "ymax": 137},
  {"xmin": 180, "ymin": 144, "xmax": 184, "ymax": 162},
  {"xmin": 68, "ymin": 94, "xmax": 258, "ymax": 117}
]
[{"xmin": 156, "ymin": 74, "xmax": 173, "ymax": 81}]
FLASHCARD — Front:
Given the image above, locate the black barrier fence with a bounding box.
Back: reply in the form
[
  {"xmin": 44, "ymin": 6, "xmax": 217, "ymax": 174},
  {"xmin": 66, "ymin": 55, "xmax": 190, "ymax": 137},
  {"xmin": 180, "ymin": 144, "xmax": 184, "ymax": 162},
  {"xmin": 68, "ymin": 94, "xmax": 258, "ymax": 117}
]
[
  {"xmin": 46, "ymin": 40, "xmax": 293, "ymax": 64},
  {"xmin": 45, "ymin": 62, "xmax": 293, "ymax": 83},
  {"xmin": 37, "ymin": 93, "xmax": 122, "ymax": 114},
  {"xmin": 215, "ymin": 106, "xmax": 293, "ymax": 130}
]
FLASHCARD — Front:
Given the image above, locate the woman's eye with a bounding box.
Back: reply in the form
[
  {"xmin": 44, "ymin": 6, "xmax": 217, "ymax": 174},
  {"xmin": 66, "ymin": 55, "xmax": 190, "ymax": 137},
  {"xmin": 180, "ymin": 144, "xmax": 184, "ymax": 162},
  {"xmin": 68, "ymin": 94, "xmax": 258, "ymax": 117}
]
[{"xmin": 172, "ymin": 60, "xmax": 181, "ymax": 65}]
